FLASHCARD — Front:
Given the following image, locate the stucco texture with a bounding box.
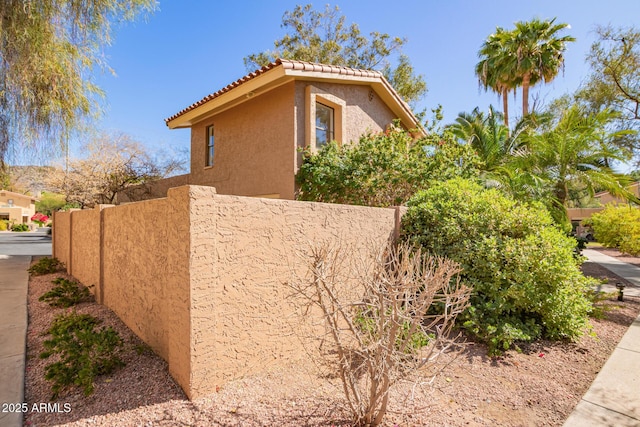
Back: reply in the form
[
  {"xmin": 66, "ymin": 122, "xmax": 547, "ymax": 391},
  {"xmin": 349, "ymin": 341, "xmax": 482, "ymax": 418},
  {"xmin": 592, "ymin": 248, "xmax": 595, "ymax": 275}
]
[
  {"xmin": 189, "ymin": 82, "xmax": 296, "ymax": 199},
  {"xmin": 53, "ymin": 185, "xmax": 402, "ymax": 399},
  {"xmin": 294, "ymin": 80, "xmax": 397, "ymax": 155},
  {"xmin": 190, "ymin": 194, "xmax": 397, "ymax": 396},
  {"xmin": 52, "ymin": 210, "xmax": 71, "ymax": 267},
  {"xmin": 69, "ymin": 207, "xmax": 102, "ymax": 294}
]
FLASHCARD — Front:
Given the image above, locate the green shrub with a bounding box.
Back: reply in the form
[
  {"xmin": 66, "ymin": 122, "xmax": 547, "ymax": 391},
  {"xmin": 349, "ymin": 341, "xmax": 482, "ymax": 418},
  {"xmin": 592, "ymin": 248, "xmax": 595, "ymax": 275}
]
[
  {"xmin": 296, "ymin": 124, "xmax": 480, "ymax": 207},
  {"xmin": 39, "ymin": 277, "xmax": 92, "ymax": 307},
  {"xmin": 28, "ymin": 257, "xmax": 65, "ymax": 276},
  {"xmin": 401, "ymin": 178, "xmax": 595, "ymax": 353},
  {"xmin": 40, "ymin": 312, "xmax": 124, "ymax": 398},
  {"xmin": 0, "ymin": 220, "xmax": 8, "ymax": 231},
  {"xmin": 586, "ymin": 204, "xmax": 640, "ymax": 256},
  {"xmin": 11, "ymin": 223, "xmax": 29, "ymax": 232}
]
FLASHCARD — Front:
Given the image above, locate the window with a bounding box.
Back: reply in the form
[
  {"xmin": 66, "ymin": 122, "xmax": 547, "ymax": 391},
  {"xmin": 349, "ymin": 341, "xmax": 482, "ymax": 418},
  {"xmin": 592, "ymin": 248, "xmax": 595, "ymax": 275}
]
[
  {"xmin": 315, "ymin": 102, "xmax": 334, "ymax": 147},
  {"xmin": 206, "ymin": 125, "xmax": 215, "ymax": 167},
  {"xmin": 305, "ymin": 85, "xmax": 345, "ymax": 151}
]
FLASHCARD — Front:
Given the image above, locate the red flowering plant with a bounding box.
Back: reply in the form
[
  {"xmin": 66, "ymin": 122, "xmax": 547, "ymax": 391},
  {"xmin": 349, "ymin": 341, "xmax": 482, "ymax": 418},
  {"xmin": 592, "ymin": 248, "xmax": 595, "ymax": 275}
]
[{"xmin": 31, "ymin": 213, "xmax": 49, "ymax": 227}]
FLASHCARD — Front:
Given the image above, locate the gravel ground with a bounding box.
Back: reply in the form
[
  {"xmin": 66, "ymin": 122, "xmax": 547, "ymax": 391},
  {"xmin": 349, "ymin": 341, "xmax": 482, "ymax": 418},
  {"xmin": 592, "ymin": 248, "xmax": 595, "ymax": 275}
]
[{"xmin": 23, "ymin": 248, "xmax": 640, "ymax": 427}]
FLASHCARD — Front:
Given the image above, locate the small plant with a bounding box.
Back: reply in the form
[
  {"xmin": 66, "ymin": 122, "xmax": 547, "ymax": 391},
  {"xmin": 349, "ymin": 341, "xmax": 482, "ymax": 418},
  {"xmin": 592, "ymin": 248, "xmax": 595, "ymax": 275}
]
[
  {"xmin": 0, "ymin": 220, "xmax": 8, "ymax": 231},
  {"xmin": 11, "ymin": 223, "xmax": 29, "ymax": 232},
  {"xmin": 39, "ymin": 277, "xmax": 92, "ymax": 307},
  {"xmin": 40, "ymin": 312, "xmax": 124, "ymax": 398},
  {"xmin": 133, "ymin": 342, "xmax": 153, "ymax": 356},
  {"xmin": 28, "ymin": 257, "xmax": 65, "ymax": 276},
  {"xmin": 354, "ymin": 309, "xmax": 433, "ymax": 351}
]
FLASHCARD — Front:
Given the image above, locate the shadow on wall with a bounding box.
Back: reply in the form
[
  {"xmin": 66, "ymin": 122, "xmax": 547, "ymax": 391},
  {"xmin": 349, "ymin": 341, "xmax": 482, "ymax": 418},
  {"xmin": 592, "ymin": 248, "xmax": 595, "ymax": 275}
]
[{"xmin": 53, "ymin": 185, "xmax": 405, "ymax": 399}]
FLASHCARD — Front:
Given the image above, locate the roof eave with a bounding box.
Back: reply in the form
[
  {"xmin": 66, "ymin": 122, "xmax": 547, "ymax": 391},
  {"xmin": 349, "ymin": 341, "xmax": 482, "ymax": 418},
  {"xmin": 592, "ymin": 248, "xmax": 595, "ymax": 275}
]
[
  {"xmin": 166, "ymin": 61, "xmax": 424, "ymax": 135},
  {"xmin": 166, "ymin": 67, "xmax": 289, "ymax": 129}
]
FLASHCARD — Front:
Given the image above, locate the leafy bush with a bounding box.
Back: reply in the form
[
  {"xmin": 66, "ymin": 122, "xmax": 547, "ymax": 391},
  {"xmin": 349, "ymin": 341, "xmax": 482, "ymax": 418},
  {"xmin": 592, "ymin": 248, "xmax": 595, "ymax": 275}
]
[
  {"xmin": 40, "ymin": 312, "xmax": 124, "ymax": 398},
  {"xmin": 586, "ymin": 204, "xmax": 640, "ymax": 256},
  {"xmin": 28, "ymin": 257, "xmax": 65, "ymax": 276},
  {"xmin": 401, "ymin": 178, "xmax": 595, "ymax": 353},
  {"xmin": 36, "ymin": 191, "xmax": 67, "ymax": 216},
  {"xmin": 296, "ymin": 124, "xmax": 480, "ymax": 207},
  {"xmin": 0, "ymin": 220, "xmax": 8, "ymax": 231},
  {"xmin": 11, "ymin": 223, "xmax": 29, "ymax": 232},
  {"xmin": 39, "ymin": 277, "xmax": 92, "ymax": 307}
]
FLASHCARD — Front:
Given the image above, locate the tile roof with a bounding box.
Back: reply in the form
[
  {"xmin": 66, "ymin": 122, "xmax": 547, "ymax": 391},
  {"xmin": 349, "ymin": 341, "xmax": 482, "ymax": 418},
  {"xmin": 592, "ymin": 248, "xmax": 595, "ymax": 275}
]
[{"xmin": 165, "ymin": 58, "xmax": 384, "ymax": 124}]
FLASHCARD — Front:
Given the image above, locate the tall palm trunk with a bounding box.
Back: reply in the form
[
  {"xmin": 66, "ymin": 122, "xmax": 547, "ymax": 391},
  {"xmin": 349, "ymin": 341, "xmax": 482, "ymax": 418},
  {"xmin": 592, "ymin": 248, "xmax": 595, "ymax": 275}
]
[
  {"xmin": 522, "ymin": 72, "xmax": 531, "ymax": 116},
  {"xmin": 501, "ymin": 87, "xmax": 509, "ymax": 135}
]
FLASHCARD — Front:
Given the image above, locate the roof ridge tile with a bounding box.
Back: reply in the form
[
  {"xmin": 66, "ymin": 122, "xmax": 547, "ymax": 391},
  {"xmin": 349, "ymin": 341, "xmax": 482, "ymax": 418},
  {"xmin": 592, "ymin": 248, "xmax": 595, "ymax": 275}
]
[{"xmin": 165, "ymin": 59, "xmax": 384, "ymax": 124}]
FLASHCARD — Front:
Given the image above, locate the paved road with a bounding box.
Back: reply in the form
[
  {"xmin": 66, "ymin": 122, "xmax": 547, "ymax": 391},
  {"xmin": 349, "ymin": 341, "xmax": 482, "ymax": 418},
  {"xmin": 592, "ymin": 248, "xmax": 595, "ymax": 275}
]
[
  {"xmin": 0, "ymin": 232, "xmax": 52, "ymax": 256},
  {"xmin": 0, "ymin": 232, "xmax": 51, "ymax": 427}
]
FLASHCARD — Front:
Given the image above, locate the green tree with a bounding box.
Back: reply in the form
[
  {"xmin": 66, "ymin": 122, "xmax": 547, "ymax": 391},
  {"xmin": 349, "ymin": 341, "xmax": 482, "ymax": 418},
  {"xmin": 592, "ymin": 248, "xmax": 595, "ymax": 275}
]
[
  {"xmin": 36, "ymin": 192, "xmax": 67, "ymax": 216},
  {"xmin": 479, "ymin": 19, "xmax": 574, "ymax": 119},
  {"xmin": 244, "ymin": 4, "xmax": 426, "ymax": 105},
  {"xmin": 508, "ymin": 18, "xmax": 575, "ymax": 116},
  {"xmin": 449, "ymin": 106, "xmax": 528, "ymax": 171},
  {"xmin": 296, "ymin": 125, "xmax": 480, "ymax": 207},
  {"xmin": 577, "ymin": 25, "xmax": 640, "ymax": 160},
  {"xmin": 518, "ymin": 105, "xmax": 636, "ymax": 228},
  {"xmin": 476, "ymin": 28, "xmax": 519, "ymax": 128},
  {"xmin": 0, "ymin": 0, "xmax": 156, "ymax": 166}
]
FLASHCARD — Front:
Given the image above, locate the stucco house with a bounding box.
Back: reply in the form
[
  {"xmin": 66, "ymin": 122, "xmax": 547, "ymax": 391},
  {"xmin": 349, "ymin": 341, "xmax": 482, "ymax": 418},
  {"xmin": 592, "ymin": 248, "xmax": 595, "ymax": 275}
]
[
  {"xmin": 568, "ymin": 182, "xmax": 640, "ymax": 224},
  {"xmin": 121, "ymin": 59, "xmax": 422, "ymax": 202},
  {"xmin": 0, "ymin": 190, "xmax": 37, "ymax": 225}
]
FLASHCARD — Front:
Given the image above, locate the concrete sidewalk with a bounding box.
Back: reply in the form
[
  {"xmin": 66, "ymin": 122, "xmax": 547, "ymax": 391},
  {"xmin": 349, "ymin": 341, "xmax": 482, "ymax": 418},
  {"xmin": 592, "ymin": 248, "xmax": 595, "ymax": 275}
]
[
  {"xmin": 0, "ymin": 255, "xmax": 31, "ymax": 427},
  {"xmin": 564, "ymin": 249, "xmax": 640, "ymax": 427}
]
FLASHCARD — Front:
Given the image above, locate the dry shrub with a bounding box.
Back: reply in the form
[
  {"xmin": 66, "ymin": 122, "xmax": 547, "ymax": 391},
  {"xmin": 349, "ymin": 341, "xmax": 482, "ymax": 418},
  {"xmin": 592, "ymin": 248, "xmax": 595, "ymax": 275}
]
[{"xmin": 291, "ymin": 241, "xmax": 470, "ymax": 426}]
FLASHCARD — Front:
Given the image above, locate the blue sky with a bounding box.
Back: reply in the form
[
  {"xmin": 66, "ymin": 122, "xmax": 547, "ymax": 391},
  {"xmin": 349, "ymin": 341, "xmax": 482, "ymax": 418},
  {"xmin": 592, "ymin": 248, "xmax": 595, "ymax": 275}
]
[{"xmin": 37, "ymin": 0, "xmax": 640, "ymax": 165}]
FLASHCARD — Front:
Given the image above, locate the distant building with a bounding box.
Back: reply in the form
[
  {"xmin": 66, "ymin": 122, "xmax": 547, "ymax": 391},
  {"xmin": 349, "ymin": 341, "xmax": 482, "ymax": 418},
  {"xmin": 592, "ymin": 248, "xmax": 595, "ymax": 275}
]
[{"xmin": 0, "ymin": 190, "xmax": 37, "ymax": 225}]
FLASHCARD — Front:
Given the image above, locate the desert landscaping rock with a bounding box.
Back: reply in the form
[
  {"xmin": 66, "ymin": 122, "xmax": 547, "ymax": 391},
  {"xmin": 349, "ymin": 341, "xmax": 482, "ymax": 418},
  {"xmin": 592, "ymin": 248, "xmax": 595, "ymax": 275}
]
[{"xmin": 22, "ymin": 250, "xmax": 640, "ymax": 426}]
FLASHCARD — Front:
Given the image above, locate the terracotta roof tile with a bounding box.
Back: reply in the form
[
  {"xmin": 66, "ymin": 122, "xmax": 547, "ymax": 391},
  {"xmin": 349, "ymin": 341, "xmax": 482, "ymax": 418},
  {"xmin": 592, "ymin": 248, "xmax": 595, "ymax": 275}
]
[{"xmin": 165, "ymin": 59, "xmax": 384, "ymax": 125}]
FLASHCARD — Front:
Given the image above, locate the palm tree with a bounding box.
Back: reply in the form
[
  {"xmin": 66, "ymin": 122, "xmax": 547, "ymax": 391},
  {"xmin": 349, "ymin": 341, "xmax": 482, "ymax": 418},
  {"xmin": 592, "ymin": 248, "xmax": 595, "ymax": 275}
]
[
  {"xmin": 508, "ymin": 18, "xmax": 575, "ymax": 116},
  {"xmin": 518, "ymin": 105, "xmax": 635, "ymax": 228},
  {"xmin": 449, "ymin": 106, "xmax": 529, "ymax": 179},
  {"xmin": 476, "ymin": 28, "xmax": 519, "ymax": 128}
]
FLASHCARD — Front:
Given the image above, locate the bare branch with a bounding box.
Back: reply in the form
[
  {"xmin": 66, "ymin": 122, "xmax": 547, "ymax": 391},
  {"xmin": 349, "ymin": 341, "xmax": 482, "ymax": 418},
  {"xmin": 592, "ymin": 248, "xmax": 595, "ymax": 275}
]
[{"xmin": 289, "ymin": 240, "xmax": 470, "ymax": 426}]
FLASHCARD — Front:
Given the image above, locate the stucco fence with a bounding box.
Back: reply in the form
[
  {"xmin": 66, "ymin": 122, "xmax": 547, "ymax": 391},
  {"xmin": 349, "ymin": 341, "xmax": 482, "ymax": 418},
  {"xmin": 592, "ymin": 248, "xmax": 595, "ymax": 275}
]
[{"xmin": 52, "ymin": 185, "xmax": 405, "ymax": 399}]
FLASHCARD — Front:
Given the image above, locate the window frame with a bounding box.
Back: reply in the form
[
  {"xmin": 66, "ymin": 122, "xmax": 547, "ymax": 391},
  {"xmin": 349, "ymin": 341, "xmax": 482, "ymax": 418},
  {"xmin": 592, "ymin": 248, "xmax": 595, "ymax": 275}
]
[
  {"xmin": 314, "ymin": 102, "xmax": 335, "ymax": 148},
  {"xmin": 305, "ymin": 85, "xmax": 345, "ymax": 152},
  {"xmin": 206, "ymin": 124, "xmax": 215, "ymax": 168}
]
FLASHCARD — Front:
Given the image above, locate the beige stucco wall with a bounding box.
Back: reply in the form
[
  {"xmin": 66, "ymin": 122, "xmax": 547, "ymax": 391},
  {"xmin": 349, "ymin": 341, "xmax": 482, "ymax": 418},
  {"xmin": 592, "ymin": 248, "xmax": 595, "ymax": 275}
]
[
  {"xmin": 189, "ymin": 194, "xmax": 397, "ymax": 396},
  {"xmin": 53, "ymin": 185, "xmax": 402, "ymax": 399},
  {"xmin": 101, "ymin": 197, "xmax": 174, "ymax": 360},
  {"xmin": 52, "ymin": 210, "xmax": 71, "ymax": 267},
  {"xmin": 568, "ymin": 208, "xmax": 606, "ymax": 221},
  {"xmin": 189, "ymin": 82, "xmax": 296, "ymax": 199},
  {"xmin": 69, "ymin": 207, "xmax": 102, "ymax": 294},
  {"xmin": 596, "ymin": 182, "xmax": 640, "ymax": 205},
  {"xmin": 293, "ymin": 80, "xmax": 398, "ymax": 156},
  {"xmin": 0, "ymin": 190, "xmax": 35, "ymax": 209}
]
